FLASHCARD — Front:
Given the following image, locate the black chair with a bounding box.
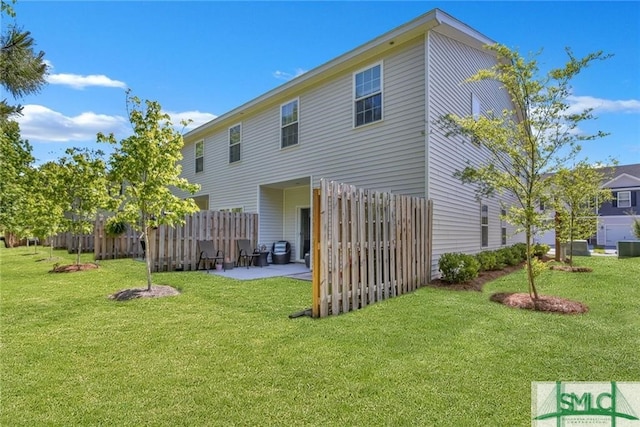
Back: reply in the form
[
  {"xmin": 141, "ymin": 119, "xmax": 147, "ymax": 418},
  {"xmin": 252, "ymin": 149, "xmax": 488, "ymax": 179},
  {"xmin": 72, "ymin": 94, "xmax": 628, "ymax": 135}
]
[
  {"xmin": 197, "ymin": 240, "xmax": 224, "ymax": 271},
  {"xmin": 237, "ymin": 239, "xmax": 259, "ymax": 268},
  {"xmin": 271, "ymin": 241, "xmax": 291, "ymax": 264}
]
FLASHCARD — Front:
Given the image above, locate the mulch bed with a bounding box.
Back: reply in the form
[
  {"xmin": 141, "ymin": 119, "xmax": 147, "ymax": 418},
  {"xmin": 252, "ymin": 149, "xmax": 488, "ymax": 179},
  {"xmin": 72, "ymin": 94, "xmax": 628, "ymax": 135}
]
[
  {"xmin": 428, "ymin": 260, "xmax": 589, "ymax": 314},
  {"xmin": 427, "ymin": 264, "xmax": 524, "ymax": 292},
  {"xmin": 109, "ymin": 285, "xmax": 180, "ymax": 301},
  {"xmin": 489, "ymin": 292, "xmax": 588, "ymax": 314},
  {"xmin": 49, "ymin": 263, "xmax": 99, "ymax": 273}
]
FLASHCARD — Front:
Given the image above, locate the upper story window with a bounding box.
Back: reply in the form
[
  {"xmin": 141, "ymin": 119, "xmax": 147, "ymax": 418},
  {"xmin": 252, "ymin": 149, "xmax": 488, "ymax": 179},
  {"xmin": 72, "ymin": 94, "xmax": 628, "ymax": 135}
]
[
  {"xmin": 229, "ymin": 124, "xmax": 241, "ymax": 163},
  {"xmin": 195, "ymin": 140, "xmax": 204, "ymax": 173},
  {"xmin": 281, "ymin": 99, "xmax": 299, "ymax": 148},
  {"xmin": 481, "ymin": 204, "xmax": 489, "ymax": 247},
  {"xmin": 354, "ymin": 63, "xmax": 383, "ymax": 127},
  {"xmin": 616, "ymin": 191, "xmax": 631, "ymax": 208}
]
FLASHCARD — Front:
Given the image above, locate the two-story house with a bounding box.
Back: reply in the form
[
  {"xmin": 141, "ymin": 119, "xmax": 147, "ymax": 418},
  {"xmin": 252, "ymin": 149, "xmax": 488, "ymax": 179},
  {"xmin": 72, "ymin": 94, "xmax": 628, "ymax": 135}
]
[
  {"xmin": 179, "ymin": 9, "xmax": 524, "ymax": 276},
  {"xmin": 535, "ymin": 163, "xmax": 640, "ymax": 247}
]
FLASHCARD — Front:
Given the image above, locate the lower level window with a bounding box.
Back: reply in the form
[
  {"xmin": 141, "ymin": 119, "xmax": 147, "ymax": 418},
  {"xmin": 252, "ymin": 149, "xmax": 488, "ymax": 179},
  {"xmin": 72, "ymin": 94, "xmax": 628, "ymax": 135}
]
[
  {"xmin": 501, "ymin": 208, "xmax": 507, "ymax": 245},
  {"xmin": 481, "ymin": 204, "xmax": 489, "ymax": 247},
  {"xmin": 220, "ymin": 207, "xmax": 243, "ymax": 213}
]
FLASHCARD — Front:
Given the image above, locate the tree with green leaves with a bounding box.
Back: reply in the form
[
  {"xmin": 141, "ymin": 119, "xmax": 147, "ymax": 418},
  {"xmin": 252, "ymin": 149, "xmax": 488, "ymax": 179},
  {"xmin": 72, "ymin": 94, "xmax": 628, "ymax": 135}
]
[
  {"xmin": 1, "ymin": 0, "xmax": 47, "ymax": 121},
  {"xmin": 98, "ymin": 92, "xmax": 200, "ymax": 291},
  {"xmin": 440, "ymin": 44, "xmax": 609, "ymax": 302},
  {"xmin": 551, "ymin": 162, "xmax": 613, "ymax": 265},
  {"xmin": 23, "ymin": 161, "xmax": 67, "ymax": 259},
  {"xmin": 633, "ymin": 217, "xmax": 640, "ymax": 240},
  {"xmin": 56, "ymin": 148, "xmax": 111, "ymax": 264},
  {"xmin": 0, "ymin": 119, "xmax": 34, "ymax": 246}
]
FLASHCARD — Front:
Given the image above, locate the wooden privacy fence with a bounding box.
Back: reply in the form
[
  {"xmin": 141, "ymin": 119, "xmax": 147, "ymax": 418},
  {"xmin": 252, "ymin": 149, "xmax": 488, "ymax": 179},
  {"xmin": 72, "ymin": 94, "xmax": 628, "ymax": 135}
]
[
  {"xmin": 312, "ymin": 180, "xmax": 433, "ymax": 318},
  {"xmin": 94, "ymin": 210, "xmax": 258, "ymax": 272},
  {"xmin": 46, "ymin": 232, "xmax": 94, "ymax": 253}
]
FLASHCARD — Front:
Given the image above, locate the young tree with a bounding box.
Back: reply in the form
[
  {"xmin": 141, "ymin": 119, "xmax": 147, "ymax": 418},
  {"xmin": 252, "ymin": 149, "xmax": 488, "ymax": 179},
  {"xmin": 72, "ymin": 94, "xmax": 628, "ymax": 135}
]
[
  {"xmin": 1, "ymin": 0, "xmax": 48, "ymax": 121},
  {"xmin": 98, "ymin": 93, "xmax": 200, "ymax": 291},
  {"xmin": 440, "ymin": 44, "xmax": 609, "ymax": 301},
  {"xmin": 23, "ymin": 161, "xmax": 67, "ymax": 259},
  {"xmin": 57, "ymin": 148, "xmax": 111, "ymax": 264},
  {"xmin": 633, "ymin": 217, "xmax": 640, "ymax": 240},
  {"xmin": 0, "ymin": 120, "xmax": 34, "ymax": 246},
  {"xmin": 551, "ymin": 162, "xmax": 613, "ymax": 265}
]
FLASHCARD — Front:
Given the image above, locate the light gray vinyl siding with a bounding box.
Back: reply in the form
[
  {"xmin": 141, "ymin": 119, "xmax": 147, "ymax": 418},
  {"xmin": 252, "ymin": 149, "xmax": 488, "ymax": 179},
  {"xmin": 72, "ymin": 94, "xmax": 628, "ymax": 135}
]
[
  {"xmin": 258, "ymin": 187, "xmax": 283, "ymax": 249},
  {"xmin": 180, "ymin": 37, "xmax": 427, "ymax": 207},
  {"xmin": 426, "ymin": 30, "xmax": 524, "ymax": 275}
]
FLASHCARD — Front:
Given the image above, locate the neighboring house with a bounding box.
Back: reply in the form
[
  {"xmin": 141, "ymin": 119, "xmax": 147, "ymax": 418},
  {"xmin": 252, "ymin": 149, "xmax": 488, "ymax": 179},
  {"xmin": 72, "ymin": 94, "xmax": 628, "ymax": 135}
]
[
  {"xmin": 179, "ymin": 9, "xmax": 524, "ymax": 276},
  {"xmin": 597, "ymin": 164, "xmax": 640, "ymax": 246},
  {"xmin": 535, "ymin": 163, "xmax": 640, "ymax": 247}
]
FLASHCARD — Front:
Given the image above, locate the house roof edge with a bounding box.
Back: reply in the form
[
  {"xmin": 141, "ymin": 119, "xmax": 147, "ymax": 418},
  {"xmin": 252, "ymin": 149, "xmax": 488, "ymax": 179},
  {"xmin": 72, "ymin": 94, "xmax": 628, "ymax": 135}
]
[{"xmin": 185, "ymin": 8, "xmax": 496, "ymax": 141}]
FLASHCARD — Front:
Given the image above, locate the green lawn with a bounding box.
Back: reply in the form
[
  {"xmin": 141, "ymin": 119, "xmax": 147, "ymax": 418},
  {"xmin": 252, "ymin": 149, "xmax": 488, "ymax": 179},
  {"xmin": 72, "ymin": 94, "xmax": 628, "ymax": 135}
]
[{"xmin": 1, "ymin": 247, "xmax": 639, "ymax": 426}]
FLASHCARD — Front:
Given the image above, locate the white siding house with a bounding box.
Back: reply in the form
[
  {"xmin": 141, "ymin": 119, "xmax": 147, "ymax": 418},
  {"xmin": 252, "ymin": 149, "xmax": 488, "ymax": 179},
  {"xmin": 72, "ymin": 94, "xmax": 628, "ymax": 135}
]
[{"xmin": 179, "ymin": 9, "xmax": 523, "ymax": 276}]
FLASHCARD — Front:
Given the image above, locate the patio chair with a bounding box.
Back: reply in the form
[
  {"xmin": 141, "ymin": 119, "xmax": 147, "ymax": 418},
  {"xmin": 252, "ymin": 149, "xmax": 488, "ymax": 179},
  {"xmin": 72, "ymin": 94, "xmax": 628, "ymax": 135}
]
[
  {"xmin": 271, "ymin": 240, "xmax": 291, "ymax": 264},
  {"xmin": 197, "ymin": 240, "xmax": 224, "ymax": 272},
  {"xmin": 236, "ymin": 239, "xmax": 260, "ymax": 268}
]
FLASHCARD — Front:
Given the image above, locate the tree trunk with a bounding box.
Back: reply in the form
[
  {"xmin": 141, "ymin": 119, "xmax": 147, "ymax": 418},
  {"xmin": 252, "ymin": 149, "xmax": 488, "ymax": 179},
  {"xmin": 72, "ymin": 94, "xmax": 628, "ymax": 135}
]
[
  {"xmin": 143, "ymin": 225, "xmax": 153, "ymax": 291},
  {"xmin": 555, "ymin": 212, "xmax": 561, "ymax": 262},
  {"xmin": 526, "ymin": 228, "xmax": 539, "ymax": 301},
  {"xmin": 76, "ymin": 234, "xmax": 82, "ymax": 265},
  {"xmin": 569, "ymin": 214, "xmax": 575, "ymax": 266}
]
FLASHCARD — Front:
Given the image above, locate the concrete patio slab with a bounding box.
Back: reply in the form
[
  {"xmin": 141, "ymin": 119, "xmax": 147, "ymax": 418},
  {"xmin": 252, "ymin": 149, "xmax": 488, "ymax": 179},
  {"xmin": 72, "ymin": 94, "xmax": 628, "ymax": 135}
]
[{"xmin": 205, "ymin": 262, "xmax": 311, "ymax": 281}]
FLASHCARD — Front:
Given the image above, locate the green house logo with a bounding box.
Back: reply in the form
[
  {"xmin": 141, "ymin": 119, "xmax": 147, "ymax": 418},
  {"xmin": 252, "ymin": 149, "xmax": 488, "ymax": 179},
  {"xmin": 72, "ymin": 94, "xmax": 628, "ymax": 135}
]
[{"xmin": 532, "ymin": 382, "xmax": 640, "ymax": 426}]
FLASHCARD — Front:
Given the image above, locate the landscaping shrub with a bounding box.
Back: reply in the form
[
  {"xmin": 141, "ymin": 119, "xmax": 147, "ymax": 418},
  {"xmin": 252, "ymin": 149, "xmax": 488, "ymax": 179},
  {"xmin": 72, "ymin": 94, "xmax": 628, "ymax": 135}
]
[
  {"xmin": 476, "ymin": 251, "xmax": 499, "ymax": 271},
  {"xmin": 439, "ymin": 252, "xmax": 480, "ymax": 283},
  {"xmin": 511, "ymin": 243, "xmax": 527, "ymax": 262},
  {"xmin": 497, "ymin": 247, "xmax": 520, "ymax": 266},
  {"xmin": 533, "ymin": 243, "xmax": 550, "ymax": 258}
]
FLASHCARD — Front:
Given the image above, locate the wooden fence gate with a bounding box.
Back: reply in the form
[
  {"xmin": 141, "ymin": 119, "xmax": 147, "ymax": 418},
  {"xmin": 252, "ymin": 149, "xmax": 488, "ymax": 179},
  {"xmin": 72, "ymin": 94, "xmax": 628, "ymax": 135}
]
[{"xmin": 312, "ymin": 179, "xmax": 432, "ymax": 318}]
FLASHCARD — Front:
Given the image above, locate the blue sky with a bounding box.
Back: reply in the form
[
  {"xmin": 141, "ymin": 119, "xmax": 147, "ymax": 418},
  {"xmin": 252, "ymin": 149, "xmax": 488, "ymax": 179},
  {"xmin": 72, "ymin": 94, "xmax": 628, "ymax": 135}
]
[{"xmin": 9, "ymin": 1, "xmax": 640, "ymax": 166}]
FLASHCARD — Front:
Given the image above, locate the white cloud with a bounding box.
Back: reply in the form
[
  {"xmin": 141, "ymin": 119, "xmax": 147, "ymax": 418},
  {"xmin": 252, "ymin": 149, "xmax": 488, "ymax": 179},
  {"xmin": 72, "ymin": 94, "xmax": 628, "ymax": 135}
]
[
  {"xmin": 273, "ymin": 68, "xmax": 307, "ymax": 81},
  {"xmin": 567, "ymin": 95, "xmax": 640, "ymax": 115},
  {"xmin": 16, "ymin": 104, "xmax": 129, "ymax": 142},
  {"xmin": 165, "ymin": 110, "xmax": 217, "ymax": 130},
  {"xmin": 46, "ymin": 73, "xmax": 127, "ymax": 90}
]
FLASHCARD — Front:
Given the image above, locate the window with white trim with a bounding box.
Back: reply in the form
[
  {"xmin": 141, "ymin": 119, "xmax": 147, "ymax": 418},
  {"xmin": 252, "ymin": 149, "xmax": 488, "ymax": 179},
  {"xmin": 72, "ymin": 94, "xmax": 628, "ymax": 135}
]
[
  {"xmin": 195, "ymin": 140, "xmax": 204, "ymax": 173},
  {"xmin": 481, "ymin": 204, "xmax": 489, "ymax": 247},
  {"xmin": 281, "ymin": 99, "xmax": 299, "ymax": 148},
  {"xmin": 616, "ymin": 191, "xmax": 631, "ymax": 208},
  {"xmin": 219, "ymin": 207, "xmax": 243, "ymax": 213},
  {"xmin": 192, "ymin": 195, "xmax": 209, "ymax": 211},
  {"xmin": 501, "ymin": 208, "xmax": 507, "ymax": 245},
  {"xmin": 229, "ymin": 124, "xmax": 241, "ymax": 163},
  {"xmin": 472, "ymin": 93, "xmax": 481, "ymax": 120},
  {"xmin": 354, "ymin": 63, "xmax": 382, "ymax": 127}
]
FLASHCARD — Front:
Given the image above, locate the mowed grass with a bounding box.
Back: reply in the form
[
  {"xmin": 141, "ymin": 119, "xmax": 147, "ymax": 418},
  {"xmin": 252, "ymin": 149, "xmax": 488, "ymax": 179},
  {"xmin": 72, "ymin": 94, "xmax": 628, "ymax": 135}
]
[{"xmin": 1, "ymin": 247, "xmax": 639, "ymax": 426}]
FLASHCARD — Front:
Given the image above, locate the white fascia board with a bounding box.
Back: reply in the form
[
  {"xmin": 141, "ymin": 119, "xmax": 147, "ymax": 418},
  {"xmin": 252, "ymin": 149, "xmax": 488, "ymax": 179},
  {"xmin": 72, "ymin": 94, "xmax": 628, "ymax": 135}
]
[{"xmin": 602, "ymin": 173, "xmax": 640, "ymax": 188}]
